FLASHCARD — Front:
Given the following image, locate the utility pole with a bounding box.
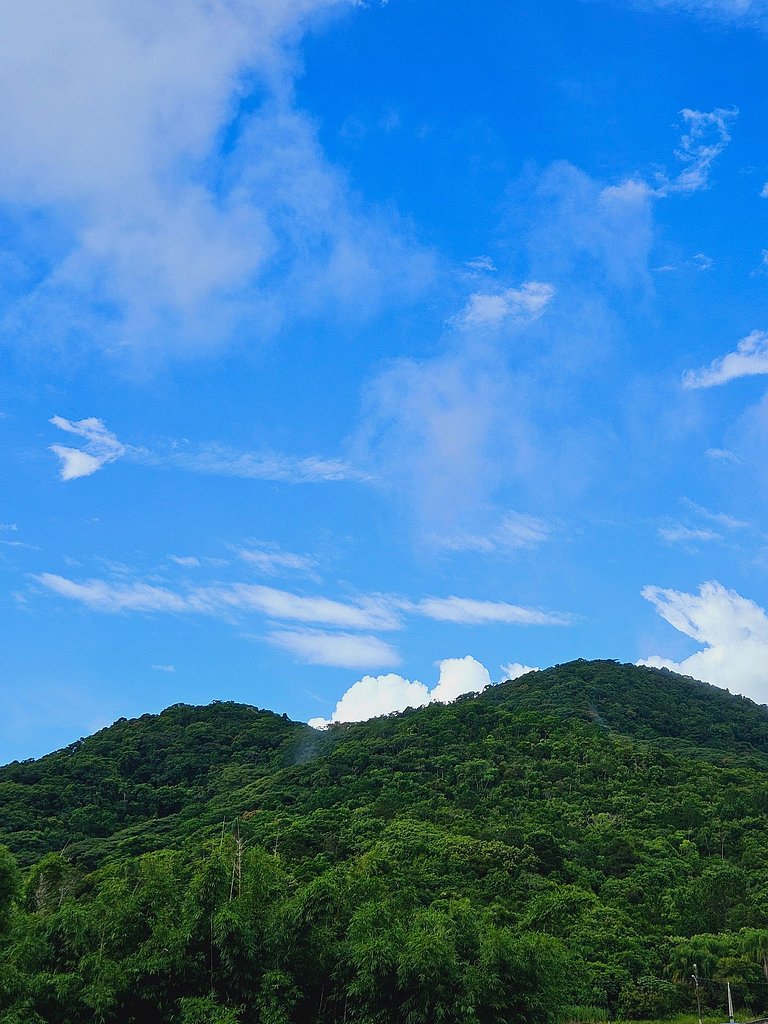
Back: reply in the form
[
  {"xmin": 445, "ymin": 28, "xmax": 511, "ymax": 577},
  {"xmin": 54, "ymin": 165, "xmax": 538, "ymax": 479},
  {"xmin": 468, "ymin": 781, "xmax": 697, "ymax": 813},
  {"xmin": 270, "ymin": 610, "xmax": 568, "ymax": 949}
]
[
  {"xmin": 727, "ymin": 980, "xmax": 735, "ymax": 1024},
  {"xmin": 692, "ymin": 963, "xmax": 703, "ymax": 1024}
]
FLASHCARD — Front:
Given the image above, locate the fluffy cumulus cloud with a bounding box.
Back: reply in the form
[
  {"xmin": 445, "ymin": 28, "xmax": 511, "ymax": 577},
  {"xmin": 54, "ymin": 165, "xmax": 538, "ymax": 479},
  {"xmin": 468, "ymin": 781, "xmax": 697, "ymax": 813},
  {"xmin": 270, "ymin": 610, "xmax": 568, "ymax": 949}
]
[
  {"xmin": 682, "ymin": 330, "xmax": 768, "ymax": 388},
  {"xmin": 308, "ymin": 655, "xmax": 492, "ymax": 728},
  {"xmin": 501, "ymin": 662, "xmax": 540, "ymax": 680},
  {"xmin": 0, "ymin": 0, "xmax": 429, "ymax": 356},
  {"xmin": 639, "ymin": 581, "xmax": 768, "ymax": 702}
]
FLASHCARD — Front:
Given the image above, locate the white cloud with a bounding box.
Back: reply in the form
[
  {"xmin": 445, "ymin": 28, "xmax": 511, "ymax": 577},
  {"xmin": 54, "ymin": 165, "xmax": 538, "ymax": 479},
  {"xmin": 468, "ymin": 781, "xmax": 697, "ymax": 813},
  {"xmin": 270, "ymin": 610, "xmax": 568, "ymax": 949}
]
[
  {"xmin": 267, "ymin": 629, "xmax": 401, "ymax": 668},
  {"xmin": 455, "ymin": 281, "xmax": 555, "ymax": 329},
  {"xmin": 0, "ymin": 0, "xmax": 429, "ymax": 356},
  {"xmin": 151, "ymin": 663, "xmax": 176, "ymax": 673},
  {"xmin": 682, "ymin": 330, "xmax": 768, "ymax": 389},
  {"xmin": 417, "ymin": 595, "xmax": 571, "ymax": 627},
  {"xmin": 0, "ymin": 524, "xmax": 18, "ymax": 532},
  {"xmin": 501, "ymin": 662, "xmax": 540, "ymax": 680},
  {"xmin": 429, "ymin": 655, "xmax": 492, "ymax": 702},
  {"xmin": 49, "ymin": 415, "xmax": 127, "ymax": 480},
  {"xmin": 639, "ymin": 581, "xmax": 768, "ymax": 701},
  {"xmin": 310, "ymin": 654, "xmax": 492, "ymax": 727},
  {"xmin": 655, "ymin": 108, "xmax": 737, "ymax": 196}
]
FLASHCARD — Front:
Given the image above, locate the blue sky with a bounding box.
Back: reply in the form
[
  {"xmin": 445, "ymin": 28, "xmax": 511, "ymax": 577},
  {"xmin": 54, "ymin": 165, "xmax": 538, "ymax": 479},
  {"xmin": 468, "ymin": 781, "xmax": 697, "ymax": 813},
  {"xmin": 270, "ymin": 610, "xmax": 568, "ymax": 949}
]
[{"xmin": 3, "ymin": 0, "xmax": 768, "ymax": 760}]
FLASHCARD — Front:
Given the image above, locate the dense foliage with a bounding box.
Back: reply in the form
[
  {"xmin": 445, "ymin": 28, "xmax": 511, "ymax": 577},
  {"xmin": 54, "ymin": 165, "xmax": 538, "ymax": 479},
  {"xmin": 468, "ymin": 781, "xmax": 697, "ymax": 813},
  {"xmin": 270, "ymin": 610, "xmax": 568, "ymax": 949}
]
[{"xmin": 2, "ymin": 660, "xmax": 768, "ymax": 1022}]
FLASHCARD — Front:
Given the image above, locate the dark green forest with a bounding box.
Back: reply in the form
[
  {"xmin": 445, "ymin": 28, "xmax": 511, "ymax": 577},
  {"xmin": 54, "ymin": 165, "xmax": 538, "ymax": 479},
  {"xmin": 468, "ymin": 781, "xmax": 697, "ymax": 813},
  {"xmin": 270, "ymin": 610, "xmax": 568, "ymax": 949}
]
[{"xmin": 2, "ymin": 660, "xmax": 768, "ymax": 1023}]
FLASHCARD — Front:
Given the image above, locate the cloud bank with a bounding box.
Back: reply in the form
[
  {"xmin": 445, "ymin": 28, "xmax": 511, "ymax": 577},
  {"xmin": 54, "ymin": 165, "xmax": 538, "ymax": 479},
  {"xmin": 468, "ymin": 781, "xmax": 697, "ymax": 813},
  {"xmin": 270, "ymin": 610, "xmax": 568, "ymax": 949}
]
[
  {"xmin": 639, "ymin": 581, "xmax": 768, "ymax": 702},
  {"xmin": 308, "ymin": 655, "xmax": 493, "ymax": 728}
]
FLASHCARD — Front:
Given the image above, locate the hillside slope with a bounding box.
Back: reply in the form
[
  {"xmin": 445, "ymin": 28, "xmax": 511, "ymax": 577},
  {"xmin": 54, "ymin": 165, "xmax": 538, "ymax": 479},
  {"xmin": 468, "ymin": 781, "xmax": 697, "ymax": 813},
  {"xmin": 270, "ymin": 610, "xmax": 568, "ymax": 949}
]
[{"xmin": 2, "ymin": 660, "xmax": 768, "ymax": 1023}]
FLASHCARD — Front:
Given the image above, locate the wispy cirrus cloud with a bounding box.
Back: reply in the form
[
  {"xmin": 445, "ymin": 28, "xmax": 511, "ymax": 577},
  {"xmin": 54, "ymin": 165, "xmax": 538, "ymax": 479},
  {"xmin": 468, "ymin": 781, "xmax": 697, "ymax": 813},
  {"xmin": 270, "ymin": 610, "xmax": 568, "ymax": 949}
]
[
  {"xmin": 237, "ymin": 543, "xmax": 318, "ymax": 577},
  {"xmin": 49, "ymin": 414, "xmax": 367, "ymax": 484},
  {"xmin": 658, "ymin": 525, "xmax": 720, "ymax": 545},
  {"xmin": 682, "ymin": 330, "xmax": 768, "ymax": 389},
  {"xmin": 163, "ymin": 444, "xmax": 369, "ymax": 483},
  {"xmin": 36, "ymin": 572, "xmax": 402, "ymax": 630},
  {"xmin": 49, "ymin": 416, "xmax": 128, "ymax": 481},
  {"xmin": 655, "ymin": 107, "xmax": 738, "ymax": 196},
  {"xmin": 36, "ymin": 570, "xmax": 571, "ymax": 631},
  {"xmin": 416, "ymin": 595, "xmax": 572, "ymax": 627},
  {"xmin": 453, "ymin": 281, "xmax": 555, "ymax": 330},
  {"xmin": 501, "ymin": 662, "xmax": 539, "ymax": 680},
  {"xmin": 434, "ymin": 511, "xmax": 554, "ymax": 554},
  {"xmin": 266, "ymin": 628, "xmax": 401, "ymax": 669}
]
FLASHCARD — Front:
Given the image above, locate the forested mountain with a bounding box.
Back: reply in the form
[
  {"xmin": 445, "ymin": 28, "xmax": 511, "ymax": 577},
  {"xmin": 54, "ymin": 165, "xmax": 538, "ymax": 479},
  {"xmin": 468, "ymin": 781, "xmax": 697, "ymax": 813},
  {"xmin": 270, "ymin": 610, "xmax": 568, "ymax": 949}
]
[{"xmin": 2, "ymin": 660, "xmax": 768, "ymax": 1024}]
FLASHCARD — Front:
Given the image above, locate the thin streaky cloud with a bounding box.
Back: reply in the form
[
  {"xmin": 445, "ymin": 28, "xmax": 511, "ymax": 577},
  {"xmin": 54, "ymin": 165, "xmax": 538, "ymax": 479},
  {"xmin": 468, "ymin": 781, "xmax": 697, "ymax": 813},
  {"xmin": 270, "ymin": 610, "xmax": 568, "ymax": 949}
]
[
  {"xmin": 658, "ymin": 525, "xmax": 720, "ymax": 544},
  {"xmin": 655, "ymin": 107, "xmax": 737, "ymax": 196},
  {"xmin": 683, "ymin": 329, "xmax": 768, "ymax": 389},
  {"xmin": 682, "ymin": 499, "xmax": 751, "ymax": 531},
  {"xmin": 416, "ymin": 595, "xmax": 572, "ymax": 627},
  {"xmin": 266, "ymin": 629, "xmax": 401, "ymax": 669},
  {"xmin": 705, "ymin": 447, "xmax": 741, "ymax": 463},
  {"xmin": 35, "ymin": 571, "xmax": 573, "ymax": 632},
  {"xmin": 196, "ymin": 583, "xmax": 402, "ymax": 630},
  {"xmin": 36, "ymin": 573, "xmax": 190, "ymax": 613},
  {"xmin": 237, "ymin": 544, "xmax": 318, "ymax": 578},
  {"xmin": 435, "ymin": 512, "xmax": 554, "ymax": 554},
  {"xmin": 34, "ymin": 572, "xmax": 403, "ymax": 630},
  {"xmin": 49, "ymin": 415, "xmax": 368, "ymax": 485}
]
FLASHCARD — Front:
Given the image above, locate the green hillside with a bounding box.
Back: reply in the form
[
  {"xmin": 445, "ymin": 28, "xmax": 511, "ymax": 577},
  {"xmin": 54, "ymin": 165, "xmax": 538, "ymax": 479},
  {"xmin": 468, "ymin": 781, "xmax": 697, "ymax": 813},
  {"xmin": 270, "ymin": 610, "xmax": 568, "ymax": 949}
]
[{"xmin": 2, "ymin": 660, "xmax": 768, "ymax": 1024}]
